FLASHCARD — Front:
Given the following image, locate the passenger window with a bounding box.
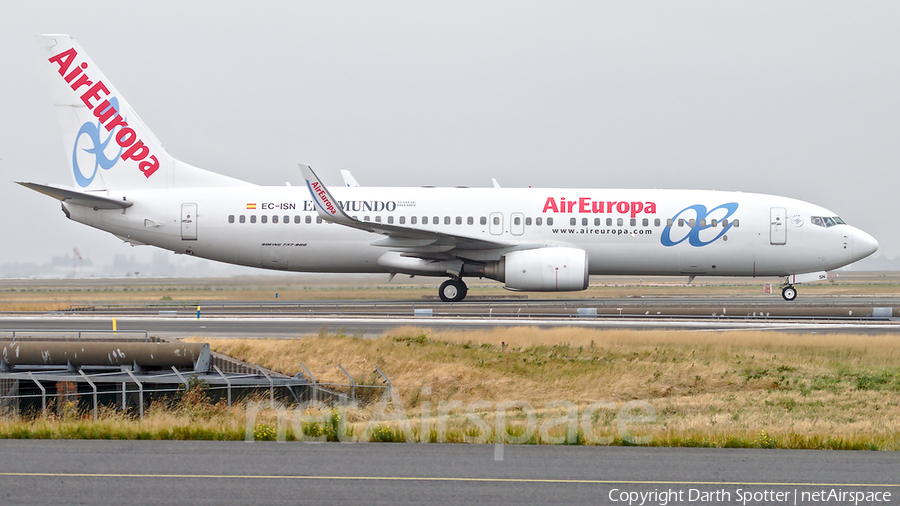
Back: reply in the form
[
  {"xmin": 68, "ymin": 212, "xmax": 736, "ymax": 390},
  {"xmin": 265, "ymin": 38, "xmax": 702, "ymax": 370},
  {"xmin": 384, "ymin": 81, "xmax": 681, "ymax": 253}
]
[
  {"xmin": 733, "ymin": 219, "xmax": 740, "ymax": 228},
  {"xmin": 410, "ymin": 216, "xmax": 417, "ymax": 225},
  {"xmin": 582, "ymin": 218, "xmax": 588, "ymax": 226},
  {"xmin": 493, "ymin": 216, "xmax": 500, "ymax": 226},
  {"xmin": 316, "ymin": 216, "xmax": 323, "ymax": 224},
  {"xmin": 570, "ymin": 218, "xmax": 577, "ymax": 226},
  {"xmin": 526, "ymin": 217, "xmax": 532, "ymax": 226},
  {"xmin": 721, "ymin": 219, "xmax": 729, "ymax": 227},
  {"xmin": 699, "ymin": 219, "xmax": 706, "ymax": 227},
  {"xmin": 228, "ymin": 215, "xmax": 235, "ymax": 223},
  {"xmin": 283, "ymin": 215, "xmax": 288, "ymax": 224},
  {"xmin": 607, "ymin": 218, "xmax": 613, "ymax": 226},
  {"xmin": 480, "ymin": 217, "xmax": 487, "ymax": 225},
  {"xmin": 294, "ymin": 215, "xmax": 301, "ymax": 224},
  {"xmin": 375, "ymin": 216, "xmax": 382, "ymax": 223},
  {"xmin": 456, "ymin": 216, "xmax": 462, "ymax": 225},
  {"xmin": 467, "ymin": 217, "xmax": 474, "ymax": 225},
  {"xmin": 305, "ymin": 215, "xmax": 312, "ymax": 224},
  {"xmin": 630, "ymin": 218, "xmax": 636, "ymax": 226},
  {"xmin": 654, "ymin": 218, "xmax": 660, "ymax": 227},
  {"xmin": 535, "ymin": 217, "xmax": 542, "ymax": 226},
  {"xmin": 400, "ymin": 216, "xmax": 406, "ymax": 224},
  {"xmin": 547, "ymin": 218, "xmax": 553, "ymax": 226},
  {"xmin": 272, "ymin": 215, "xmax": 278, "ymax": 224},
  {"xmin": 711, "ymin": 219, "xmax": 718, "ymax": 227},
  {"xmin": 617, "ymin": 218, "xmax": 623, "ymax": 226},
  {"xmin": 364, "ymin": 216, "xmax": 370, "ymax": 222},
  {"xmin": 250, "ymin": 215, "xmax": 257, "ymax": 224},
  {"xmin": 387, "ymin": 216, "xmax": 394, "ymax": 224},
  {"xmin": 515, "ymin": 217, "xmax": 522, "ymax": 225},
  {"xmin": 594, "ymin": 218, "xmax": 600, "ymax": 226},
  {"xmin": 677, "ymin": 219, "xmax": 684, "ymax": 227},
  {"xmin": 642, "ymin": 218, "xmax": 648, "ymax": 226},
  {"xmin": 444, "ymin": 216, "xmax": 451, "ymax": 225},
  {"xmin": 688, "ymin": 219, "xmax": 695, "ymax": 227},
  {"xmin": 434, "ymin": 216, "xmax": 439, "ymax": 225},
  {"xmin": 667, "ymin": 219, "xmax": 673, "ymax": 227},
  {"xmin": 422, "ymin": 216, "xmax": 428, "ymax": 225},
  {"xmin": 261, "ymin": 215, "xmax": 268, "ymax": 224},
  {"xmin": 239, "ymin": 215, "xmax": 246, "ymax": 224}
]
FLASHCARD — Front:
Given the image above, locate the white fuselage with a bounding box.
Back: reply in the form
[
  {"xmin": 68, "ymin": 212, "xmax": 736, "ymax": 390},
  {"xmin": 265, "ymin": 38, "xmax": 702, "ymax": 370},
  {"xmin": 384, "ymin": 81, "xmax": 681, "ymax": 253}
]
[{"xmin": 63, "ymin": 186, "xmax": 876, "ymax": 279}]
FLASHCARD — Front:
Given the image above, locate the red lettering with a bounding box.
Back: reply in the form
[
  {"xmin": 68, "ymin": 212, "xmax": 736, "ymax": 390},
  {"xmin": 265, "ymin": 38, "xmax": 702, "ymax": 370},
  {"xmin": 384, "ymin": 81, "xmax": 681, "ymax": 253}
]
[
  {"xmin": 565, "ymin": 201, "xmax": 574, "ymax": 212},
  {"xmin": 542, "ymin": 197, "xmax": 558, "ymax": 213},
  {"xmin": 578, "ymin": 197, "xmax": 590, "ymax": 213},
  {"xmin": 115, "ymin": 127, "xmax": 137, "ymax": 147},
  {"xmin": 69, "ymin": 73, "xmax": 93, "ymax": 93},
  {"xmin": 645, "ymin": 202, "xmax": 657, "ymax": 214},
  {"xmin": 92, "ymin": 100, "xmax": 118, "ymax": 123},
  {"xmin": 607, "ymin": 201, "xmax": 617, "ymax": 213},
  {"xmin": 122, "ymin": 140, "xmax": 149, "ymax": 162},
  {"xmin": 616, "ymin": 201, "xmax": 630, "ymax": 214},
  {"xmin": 80, "ymin": 81, "xmax": 109, "ymax": 109},
  {"xmin": 64, "ymin": 62, "xmax": 88, "ymax": 83},
  {"xmin": 104, "ymin": 114, "xmax": 128, "ymax": 132},
  {"xmin": 592, "ymin": 201, "xmax": 604, "ymax": 213},
  {"xmin": 630, "ymin": 202, "xmax": 643, "ymax": 218},
  {"xmin": 139, "ymin": 155, "xmax": 159, "ymax": 178},
  {"xmin": 48, "ymin": 48, "xmax": 77, "ymax": 76}
]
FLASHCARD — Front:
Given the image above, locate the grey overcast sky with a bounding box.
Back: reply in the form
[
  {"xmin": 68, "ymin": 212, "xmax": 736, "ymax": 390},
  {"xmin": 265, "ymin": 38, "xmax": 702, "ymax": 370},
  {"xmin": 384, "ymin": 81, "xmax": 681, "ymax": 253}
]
[{"xmin": 1, "ymin": 1, "xmax": 898, "ymax": 273}]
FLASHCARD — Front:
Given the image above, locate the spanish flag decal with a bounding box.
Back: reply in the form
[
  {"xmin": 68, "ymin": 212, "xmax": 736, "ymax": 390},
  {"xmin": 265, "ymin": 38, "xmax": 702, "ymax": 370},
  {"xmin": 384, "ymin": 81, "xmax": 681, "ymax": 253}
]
[{"xmin": 246, "ymin": 203, "xmax": 257, "ymax": 209}]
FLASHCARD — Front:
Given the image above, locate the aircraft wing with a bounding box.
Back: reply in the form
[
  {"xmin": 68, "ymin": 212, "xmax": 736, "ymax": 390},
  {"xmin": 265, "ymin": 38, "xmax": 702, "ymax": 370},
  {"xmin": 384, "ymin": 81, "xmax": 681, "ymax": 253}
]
[
  {"xmin": 299, "ymin": 164, "xmax": 509, "ymax": 254},
  {"xmin": 17, "ymin": 182, "xmax": 133, "ymax": 209}
]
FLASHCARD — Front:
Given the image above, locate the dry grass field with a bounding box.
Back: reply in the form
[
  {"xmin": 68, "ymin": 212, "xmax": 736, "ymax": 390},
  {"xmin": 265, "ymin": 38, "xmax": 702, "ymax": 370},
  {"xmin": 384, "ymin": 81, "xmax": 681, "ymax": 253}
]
[{"xmin": 187, "ymin": 326, "xmax": 900, "ymax": 449}]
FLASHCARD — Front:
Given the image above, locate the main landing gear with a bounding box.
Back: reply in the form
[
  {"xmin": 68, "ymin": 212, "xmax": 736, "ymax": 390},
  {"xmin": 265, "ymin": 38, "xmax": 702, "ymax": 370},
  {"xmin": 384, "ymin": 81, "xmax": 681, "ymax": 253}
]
[
  {"xmin": 439, "ymin": 278, "xmax": 468, "ymax": 302},
  {"xmin": 781, "ymin": 285, "xmax": 797, "ymax": 301}
]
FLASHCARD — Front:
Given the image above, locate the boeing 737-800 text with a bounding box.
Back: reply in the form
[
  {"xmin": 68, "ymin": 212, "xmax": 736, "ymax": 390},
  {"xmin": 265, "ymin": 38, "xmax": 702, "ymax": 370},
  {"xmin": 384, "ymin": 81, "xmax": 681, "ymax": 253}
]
[{"xmin": 19, "ymin": 35, "xmax": 879, "ymax": 302}]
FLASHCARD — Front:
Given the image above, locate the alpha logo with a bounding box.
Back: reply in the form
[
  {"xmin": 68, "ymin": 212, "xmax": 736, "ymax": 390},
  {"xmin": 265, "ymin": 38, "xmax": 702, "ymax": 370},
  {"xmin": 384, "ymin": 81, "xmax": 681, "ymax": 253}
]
[
  {"xmin": 48, "ymin": 47, "xmax": 160, "ymax": 186},
  {"xmin": 542, "ymin": 197, "xmax": 657, "ymax": 218},
  {"xmin": 661, "ymin": 203, "xmax": 738, "ymax": 247}
]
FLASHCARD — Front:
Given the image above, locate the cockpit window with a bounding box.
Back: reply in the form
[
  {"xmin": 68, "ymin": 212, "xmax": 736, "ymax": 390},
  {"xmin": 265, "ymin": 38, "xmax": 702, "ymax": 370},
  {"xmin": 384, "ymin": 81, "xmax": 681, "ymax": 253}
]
[{"xmin": 811, "ymin": 216, "xmax": 845, "ymax": 228}]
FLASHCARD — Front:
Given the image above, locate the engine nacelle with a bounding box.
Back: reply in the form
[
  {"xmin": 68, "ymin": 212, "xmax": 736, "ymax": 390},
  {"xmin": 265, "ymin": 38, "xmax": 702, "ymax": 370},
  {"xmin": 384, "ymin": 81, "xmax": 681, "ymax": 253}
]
[{"xmin": 480, "ymin": 247, "xmax": 589, "ymax": 292}]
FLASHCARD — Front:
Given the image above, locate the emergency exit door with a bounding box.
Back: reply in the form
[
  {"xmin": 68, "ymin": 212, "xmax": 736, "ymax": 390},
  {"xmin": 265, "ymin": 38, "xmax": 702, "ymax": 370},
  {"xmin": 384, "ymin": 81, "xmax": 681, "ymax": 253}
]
[
  {"xmin": 770, "ymin": 207, "xmax": 786, "ymax": 245},
  {"xmin": 181, "ymin": 203, "xmax": 198, "ymax": 241}
]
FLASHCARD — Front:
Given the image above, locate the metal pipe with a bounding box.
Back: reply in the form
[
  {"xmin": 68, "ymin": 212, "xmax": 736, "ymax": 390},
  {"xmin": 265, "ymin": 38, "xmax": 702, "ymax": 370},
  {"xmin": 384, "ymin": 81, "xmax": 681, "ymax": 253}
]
[
  {"xmin": 337, "ymin": 364, "xmax": 355, "ymax": 403},
  {"xmin": 122, "ymin": 368, "xmax": 144, "ymax": 419},
  {"xmin": 298, "ymin": 362, "xmax": 317, "ymax": 403},
  {"xmin": 26, "ymin": 372, "xmax": 45, "ymax": 417},
  {"xmin": 374, "ymin": 366, "xmax": 391, "ymax": 400},
  {"xmin": 256, "ymin": 366, "xmax": 274, "ymax": 408},
  {"xmin": 213, "ymin": 365, "xmax": 232, "ymax": 408},
  {"xmin": 78, "ymin": 370, "xmax": 98, "ymax": 420}
]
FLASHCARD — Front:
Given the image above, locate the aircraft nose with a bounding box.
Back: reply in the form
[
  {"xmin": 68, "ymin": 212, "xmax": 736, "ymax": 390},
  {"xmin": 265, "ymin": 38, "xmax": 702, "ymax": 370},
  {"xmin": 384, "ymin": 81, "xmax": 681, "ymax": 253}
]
[{"xmin": 853, "ymin": 228, "xmax": 879, "ymax": 261}]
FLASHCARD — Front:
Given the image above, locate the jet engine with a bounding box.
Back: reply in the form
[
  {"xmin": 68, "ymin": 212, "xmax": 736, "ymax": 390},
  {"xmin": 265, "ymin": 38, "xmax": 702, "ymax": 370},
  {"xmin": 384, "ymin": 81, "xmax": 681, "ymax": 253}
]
[{"xmin": 479, "ymin": 247, "xmax": 589, "ymax": 291}]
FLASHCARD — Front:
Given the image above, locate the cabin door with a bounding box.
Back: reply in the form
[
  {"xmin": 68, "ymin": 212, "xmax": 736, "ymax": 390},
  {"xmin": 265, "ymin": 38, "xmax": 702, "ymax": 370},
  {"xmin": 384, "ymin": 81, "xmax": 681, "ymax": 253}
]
[
  {"xmin": 181, "ymin": 203, "xmax": 198, "ymax": 241},
  {"xmin": 770, "ymin": 207, "xmax": 786, "ymax": 245},
  {"xmin": 489, "ymin": 212, "xmax": 503, "ymax": 235}
]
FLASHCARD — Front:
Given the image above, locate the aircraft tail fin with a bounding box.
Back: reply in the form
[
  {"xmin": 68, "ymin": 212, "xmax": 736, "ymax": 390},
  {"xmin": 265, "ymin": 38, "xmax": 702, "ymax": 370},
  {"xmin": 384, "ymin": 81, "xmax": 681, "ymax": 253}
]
[{"xmin": 37, "ymin": 34, "xmax": 250, "ymax": 190}]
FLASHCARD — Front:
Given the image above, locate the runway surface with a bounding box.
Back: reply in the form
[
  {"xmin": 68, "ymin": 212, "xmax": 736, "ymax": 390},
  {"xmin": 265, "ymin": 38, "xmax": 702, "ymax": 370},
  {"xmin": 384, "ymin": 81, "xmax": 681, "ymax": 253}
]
[{"xmin": 0, "ymin": 440, "xmax": 896, "ymax": 505}]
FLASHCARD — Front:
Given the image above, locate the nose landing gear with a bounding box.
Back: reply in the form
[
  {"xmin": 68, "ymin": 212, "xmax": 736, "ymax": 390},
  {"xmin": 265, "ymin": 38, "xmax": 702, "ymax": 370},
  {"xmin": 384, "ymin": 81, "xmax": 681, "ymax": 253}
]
[{"xmin": 439, "ymin": 278, "xmax": 468, "ymax": 302}]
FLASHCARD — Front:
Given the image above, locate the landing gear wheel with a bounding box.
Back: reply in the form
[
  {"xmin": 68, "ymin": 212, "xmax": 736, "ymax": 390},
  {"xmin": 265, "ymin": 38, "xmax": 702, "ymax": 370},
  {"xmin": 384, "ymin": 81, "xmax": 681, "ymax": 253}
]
[
  {"xmin": 439, "ymin": 279, "xmax": 468, "ymax": 302},
  {"xmin": 781, "ymin": 286, "xmax": 797, "ymax": 301}
]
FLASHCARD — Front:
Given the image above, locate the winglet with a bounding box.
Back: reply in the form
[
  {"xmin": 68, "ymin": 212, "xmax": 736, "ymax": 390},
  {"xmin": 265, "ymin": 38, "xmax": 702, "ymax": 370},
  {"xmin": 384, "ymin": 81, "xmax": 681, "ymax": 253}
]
[
  {"xmin": 340, "ymin": 170, "xmax": 361, "ymax": 187},
  {"xmin": 298, "ymin": 164, "xmax": 356, "ymax": 225}
]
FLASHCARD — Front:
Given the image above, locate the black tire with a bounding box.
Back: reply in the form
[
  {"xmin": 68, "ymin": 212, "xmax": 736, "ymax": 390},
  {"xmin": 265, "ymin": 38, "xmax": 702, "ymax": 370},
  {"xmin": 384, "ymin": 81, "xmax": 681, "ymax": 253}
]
[
  {"xmin": 439, "ymin": 279, "xmax": 467, "ymax": 302},
  {"xmin": 782, "ymin": 286, "xmax": 797, "ymax": 301}
]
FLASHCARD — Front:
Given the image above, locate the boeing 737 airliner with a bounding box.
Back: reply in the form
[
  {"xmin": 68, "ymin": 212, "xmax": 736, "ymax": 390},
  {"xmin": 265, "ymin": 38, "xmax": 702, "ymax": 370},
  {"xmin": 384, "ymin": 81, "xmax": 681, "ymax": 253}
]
[{"xmin": 20, "ymin": 35, "xmax": 879, "ymax": 302}]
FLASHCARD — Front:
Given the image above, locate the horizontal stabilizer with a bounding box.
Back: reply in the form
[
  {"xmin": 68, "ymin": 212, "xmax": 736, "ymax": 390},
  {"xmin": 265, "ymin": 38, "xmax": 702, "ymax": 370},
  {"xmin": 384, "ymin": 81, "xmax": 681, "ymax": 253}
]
[{"xmin": 16, "ymin": 181, "xmax": 132, "ymax": 209}]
